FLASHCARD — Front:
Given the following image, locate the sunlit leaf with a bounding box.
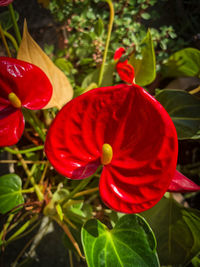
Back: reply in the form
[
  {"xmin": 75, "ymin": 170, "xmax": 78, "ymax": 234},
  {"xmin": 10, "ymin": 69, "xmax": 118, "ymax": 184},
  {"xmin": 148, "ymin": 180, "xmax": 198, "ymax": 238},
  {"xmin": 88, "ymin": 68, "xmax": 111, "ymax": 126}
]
[
  {"xmin": 17, "ymin": 20, "xmax": 73, "ymax": 109},
  {"xmin": 81, "ymin": 214, "xmax": 159, "ymax": 267},
  {"xmin": 129, "ymin": 30, "xmax": 156, "ymax": 86},
  {"xmin": 161, "ymin": 48, "xmax": 200, "ymax": 78},
  {"xmin": 94, "ymin": 18, "xmax": 104, "ymax": 36},
  {"xmin": 0, "ymin": 174, "xmax": 24, "ymax": 214},
  {"xmin": 142, "ymin": 197, "xmax": 200, "ymax": 266},
  {"xmin": 81, "ymin": 61, "xmax": 115, "ymax": 89},
  {"xmin": 156, "ymin": 89, "xmax": 200, "ymax": 139}
]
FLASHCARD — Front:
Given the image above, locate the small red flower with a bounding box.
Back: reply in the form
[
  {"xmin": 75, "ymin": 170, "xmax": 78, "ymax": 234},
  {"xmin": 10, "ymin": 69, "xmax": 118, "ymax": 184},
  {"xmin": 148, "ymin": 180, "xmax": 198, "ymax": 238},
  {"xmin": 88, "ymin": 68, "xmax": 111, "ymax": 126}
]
[
  {"xmin": 0, "ymin": 0, "xmax": 13, "ymax": 6},
  {"xmin": 0, "ymin": 57, "xmax": 52, "ymax": 147},
  {"xmin": 168, "ymin": 170, "xmax": 200, "ymax": 193},
  {"xmin": 114, "ymin": 47, "xmax": 135, "ymax": 84},
  {"xmin": 45, "ymin": 84, "xmax": 178, "ymax": 213}
]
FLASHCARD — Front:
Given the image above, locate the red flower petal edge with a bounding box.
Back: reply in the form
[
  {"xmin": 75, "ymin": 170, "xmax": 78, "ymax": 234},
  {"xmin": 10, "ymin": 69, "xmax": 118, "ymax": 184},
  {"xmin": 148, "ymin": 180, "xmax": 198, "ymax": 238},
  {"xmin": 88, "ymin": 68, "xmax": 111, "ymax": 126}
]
[
  {"xmin": 0, "ymin": 0, "xmax": 13, "ymax": 6},
  {"xmin": 0, "ymin": 107, "xmax": 24, "ymax": 147},
  {"xmin": 0, "ymin": 57, "xmax": 53, "ymax": 110},
  {"xmin": 114, "ymin": 47, "xmax": 135, "ymax": 84},
  {"xmin": 0, "ymin": 57, "xmax": 52, "ymax": 147},
  {"xmin": 114, "ymin": 47, "xmax": 125, "ymax": 60},
  {"xmin": 45, "ymin": 84, "xmax": 178, "ymax": 213},
  {"xmin": 168, "ymin": 170, "xmax": 200, "ymax": 193},
  {"xmin": 116, "ymin": 62, "xmax": 135, "ymax": 84}
]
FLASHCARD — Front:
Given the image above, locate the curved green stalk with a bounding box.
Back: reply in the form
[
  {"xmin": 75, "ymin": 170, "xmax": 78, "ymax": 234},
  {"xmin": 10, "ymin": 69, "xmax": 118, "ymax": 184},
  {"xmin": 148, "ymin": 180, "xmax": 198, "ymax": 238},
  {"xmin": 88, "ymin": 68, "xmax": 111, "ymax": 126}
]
[
  {"xmin": 3, "ymin": 30, "xmax": 19, "ymax": 51},
  {"xmin": 0, "ymin": 23, "xmax": 11, "ymax": 57},
  {"xmin": 4, "ymin": 145, "xmax": 44, "ymax": 155},
  {"xmin": 23, "ymin": 109, "xmax": 46, "ymax": 142},
  {"xmin": 8, "ymin": 3, "xmax": 21, "ymax": 44},
  {"xmin": 98, "ymin": 0, "xmax": 114, "ymax": 87}
]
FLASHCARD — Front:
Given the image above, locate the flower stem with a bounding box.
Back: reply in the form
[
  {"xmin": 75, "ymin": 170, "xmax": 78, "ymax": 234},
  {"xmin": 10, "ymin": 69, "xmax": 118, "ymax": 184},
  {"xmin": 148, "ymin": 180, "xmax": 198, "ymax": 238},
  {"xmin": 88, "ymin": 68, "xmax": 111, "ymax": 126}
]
[
  {"xmin": 3, "ymin": 30, "xmax": 19, "ymax": 51},
  {"xmin": 23, "ymin": 109, "xmax": 46, "ymax": 142},
  {"xmin": 8, "ymin": 3, "xmax": 21, "ymax": 44},
  {"xmin": 0, "ymin": 23, "xmax": 11, "ymax": 57},
  {"xmin": 4, "ymin": 145, "xmax": 44, "ymax": 155},
  {"xmin": 98, "ymin": 0, "xmax": 114, "ymax": 87},
  {"xmin": 14, "ymin": 146, "xmax": 44, "ymax": 201},
  {"xmin": 62, "ymin": 176, "xmax": 93, "ymax": 205}
]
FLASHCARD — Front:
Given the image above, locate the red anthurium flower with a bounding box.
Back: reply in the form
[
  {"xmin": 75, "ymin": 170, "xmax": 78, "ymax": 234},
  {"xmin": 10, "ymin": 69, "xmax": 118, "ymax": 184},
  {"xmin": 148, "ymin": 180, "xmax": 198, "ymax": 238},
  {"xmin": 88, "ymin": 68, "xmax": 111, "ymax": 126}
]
[
  {"xmin": 0, "ymin": 0, "xmax": 13, "ymax": 6},
  {"xmin": 45, "ymin": 83, "xmax": 178, "ymax": 213},
  {"xmin": 114, "ymin": 47, "xmax": 135, "ymax": 84},
  {"xmin": 168, "ymin": 170, "xmax": 200, "ymax": 193},
  {"xmin": 0, "ymin": 57, "xmax": 52, "ymax": 147}
]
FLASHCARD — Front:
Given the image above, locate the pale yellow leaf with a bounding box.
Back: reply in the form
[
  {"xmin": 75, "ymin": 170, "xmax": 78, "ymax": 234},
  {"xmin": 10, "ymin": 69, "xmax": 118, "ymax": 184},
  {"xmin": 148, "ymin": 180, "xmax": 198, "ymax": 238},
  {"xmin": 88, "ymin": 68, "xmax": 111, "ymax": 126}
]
[{"xmin": 17, "ymin": 20, "xmax": 73, "ymax": 109}]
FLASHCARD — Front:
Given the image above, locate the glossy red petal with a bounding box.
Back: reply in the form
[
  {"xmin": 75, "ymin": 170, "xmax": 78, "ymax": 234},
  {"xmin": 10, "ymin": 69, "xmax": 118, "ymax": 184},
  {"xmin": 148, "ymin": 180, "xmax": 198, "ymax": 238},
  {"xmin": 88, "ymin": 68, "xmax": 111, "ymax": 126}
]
[
  {"xmin": 0, "ymin": 0, "xmax": 13, "ymax": 6},
  {"xmin": 114, "ymin": 47, "xmax": 126, "ymax": 60},
  {"xmin": 0, "ymin": 57, "xmax": 52, "ymax": 110},
  {"xmin": 168, "ymin": 170, "xmax": 200, "ymax": 193},
  {"xmin": 116, "ymin": 62, "xmax": 135, "ymax": 84},
  {"xmin": 46, "ymin": 84, "xmax": 178, "ymax": 213},
  {"xmin": 0, "ymin": 106, "xmax": 24, "ymax": 147},
  {"xmin": 98, "ymin": 84, "xmax": 178, "ymax": 213}
]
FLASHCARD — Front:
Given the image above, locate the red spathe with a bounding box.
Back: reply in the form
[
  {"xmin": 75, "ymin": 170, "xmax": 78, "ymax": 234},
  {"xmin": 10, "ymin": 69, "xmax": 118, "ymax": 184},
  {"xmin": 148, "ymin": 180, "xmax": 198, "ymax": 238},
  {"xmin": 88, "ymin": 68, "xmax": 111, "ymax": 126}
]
[
  {"xmin": 0, "ymin": 57, "xmax": 52, "ymax": 146},
  {"xmin": 45, "ymin": 84, "xmax": 178, "ymax": 213}
]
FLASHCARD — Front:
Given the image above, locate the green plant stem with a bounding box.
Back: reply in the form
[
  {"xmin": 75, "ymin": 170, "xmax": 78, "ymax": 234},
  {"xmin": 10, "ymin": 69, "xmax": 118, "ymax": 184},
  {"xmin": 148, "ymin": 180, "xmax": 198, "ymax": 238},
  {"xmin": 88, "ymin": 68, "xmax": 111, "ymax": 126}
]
[
  {"xmin": 3, "ymin": 30, "xmax": 19, "ymax": 51},
  {"xmin": 0, "ymin": 213, "xmax": 14, "ymax": 241},
  {"xmin": 21, "ymin": 187, "xmax": 35, "ymax": 194},
  {"xmin": 23, "ymin": 109, "xmax": 46, "ymax": 142},
  {"xmin": 14, "ymin": 147, "xmax": 44, "ymax": 201},
  {"xmin": 6, "ymin": 215, "xmax": 39, "ymax": 245},
  {"xmin": 0, "ymin": 23, "xmax": 11, "ymax": 57},
  {"xmin": 52, "ymin": 216, "xmax": 85, "ymax": 259},
  {"xmin": 4, "ymin": 145, "xmax": 44, "ymax": 154},
  {"xmin": 98, "ymin": 0, "xmax": 114, "ymax": 87},
  {"xmin": 62, "ymin": 176, "xmax": 93, "ymax": 206},
  {"xmin": 74, "ymin": 187, "xmax": 99, "ymax": 198},
  {"xmin": 8, "ymin": 3, "xmax": 21, "ymax": 44}
]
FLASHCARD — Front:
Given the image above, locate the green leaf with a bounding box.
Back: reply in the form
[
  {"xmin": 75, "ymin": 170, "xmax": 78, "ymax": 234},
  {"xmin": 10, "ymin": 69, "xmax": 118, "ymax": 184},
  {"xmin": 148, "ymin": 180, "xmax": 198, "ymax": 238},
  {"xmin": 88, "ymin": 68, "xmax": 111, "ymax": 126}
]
[
  {"xmin": 0, "ymin": 10, "xmax": 19, "ymax": 31},
  {"xmin": 94, "ymin": 18, "xmax": 104, "ymax": 36},
  {"xmin": 141, "ymin": 13, "xmax": 151, "ymax": 20},
  {"xmin": 129, "ymin": 30, "xmax": 156, "ymax": 86},
  {"xmin": 81, "ymin": 61, "xmax": 115, "ymax": 89},
  {"xmin": 161, "ymin": 48, "xmax": 200, "ymax": 78},
  {"xmin": 155, "ymin": 89, "xmax": 200, "ymax": 139},
  {"xmin": 0, "ymin": 174, "xmax": 24, "ymax": 214},
  {"xmin": 54, "ymin": 58, "xmax": 73, "ymax": 75},
  {"xmin": 142, "ymin": 197, "xmax": 200, "ymax": 266},
  {"xmin": 81, "ymin": 214, "xmax": 159, "ymax": 267}
]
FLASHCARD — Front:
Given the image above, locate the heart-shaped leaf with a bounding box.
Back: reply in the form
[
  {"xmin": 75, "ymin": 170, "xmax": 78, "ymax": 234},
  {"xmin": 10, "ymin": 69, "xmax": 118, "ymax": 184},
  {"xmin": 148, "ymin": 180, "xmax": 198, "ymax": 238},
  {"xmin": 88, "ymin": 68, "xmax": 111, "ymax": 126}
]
[
  {"xmin": 81, "ymin": 214, "xmax": 159, "ymax": 267},
  {"xmin": 17, "ymin": 20, "xmax": 73, "ymax": 109},
  {"xmin": 161, "ymin": 48, "xmax": 200, "ymax": 78},
  {"xmin": 142, "ymin": 197, "xmax": 200, "ymax": 266},
  {"xmin": 155, "ymin": 89, "xmax": 200, "ymax": 139},
  {"xmin": 129, "ymin": 30, "xmax": 156, "ymax": 86},
  {"xmin": 0, "ymin": 174, "xmax": 24, "ymax": 214}
]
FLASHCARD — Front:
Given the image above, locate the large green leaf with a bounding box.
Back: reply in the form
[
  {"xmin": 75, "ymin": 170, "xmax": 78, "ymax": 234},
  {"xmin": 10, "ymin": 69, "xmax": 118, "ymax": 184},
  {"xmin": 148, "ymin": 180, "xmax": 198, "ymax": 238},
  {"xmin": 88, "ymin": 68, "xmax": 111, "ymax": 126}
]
[
  {"xmin": 0, "ymin": 10, "xmax": 19, "ymax": 31},
  {"xmin": 142, "ymin": 197, "xmax": 200, "ymax": 266},
  {"xmin": 0, "ymin": 174, "xmax": 24, "ymax": 214},
  {"xmin": 81, "ymin": 214, "xmax": 159, "ymax": 267},
  {"xmin": 81, "ymin": 61, "xmax": 115, "ymax": 89},
  {"xmin": 129, "ymin": 30, "xmax": 156, "ymax": 86},
  {"xmin": 161, "ymin": 48, "xmax": 200, "ymax": 78},
  {"xmin": 155, "ymin": 89, "xmax": 200, "ymax": 139}
]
